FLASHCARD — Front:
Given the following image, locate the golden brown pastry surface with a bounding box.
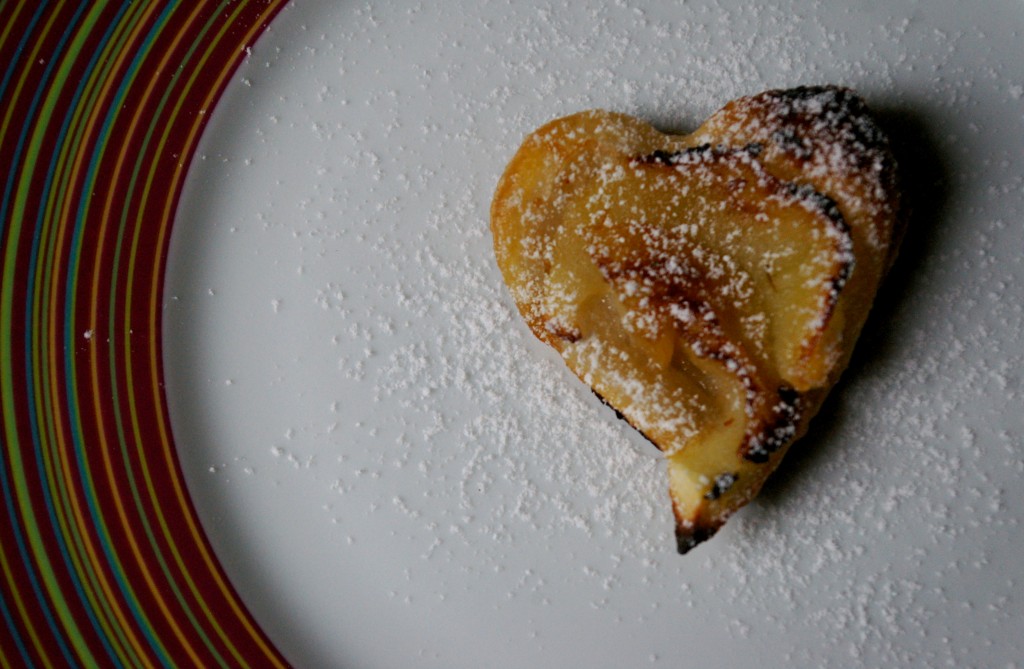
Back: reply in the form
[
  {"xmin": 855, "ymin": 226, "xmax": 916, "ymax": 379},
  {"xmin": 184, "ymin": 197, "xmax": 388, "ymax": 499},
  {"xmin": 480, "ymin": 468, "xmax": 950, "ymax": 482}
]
[{"xmin": 490, "ymin": 86, "xmax": 901, "ymax": 553}]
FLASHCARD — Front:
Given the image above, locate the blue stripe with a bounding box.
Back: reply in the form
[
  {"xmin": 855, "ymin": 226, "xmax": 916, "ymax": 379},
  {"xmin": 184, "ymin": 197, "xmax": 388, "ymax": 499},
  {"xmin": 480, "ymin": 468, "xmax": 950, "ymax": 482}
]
[
  {"xmin": 65, "ymin": 4, "xmax": 240, "ymax": 666},
  {"xmin": 0, "ymin": 18, "xmax": 48, "ymax": 669},
  {"xmin": 0, "ymin": 5, "xmax": 52, "ymax": 653},
  {"xmin": 0, "ymin": 2, "xmax": 90, "ymax": 665},
  {"xmin": 24, "ymin": 0, "xmax": 134, "ymax": 665},
  {"xmin": 63, "ymin": 2, "xmax": 187, "ymax": 666},
  {"xmin": 0, "ymin": 437, "xmax": 34, "ymax": 669},
  {"xmin": 0, "ymin": 0, "xmax": 49, "ymax": 238}
]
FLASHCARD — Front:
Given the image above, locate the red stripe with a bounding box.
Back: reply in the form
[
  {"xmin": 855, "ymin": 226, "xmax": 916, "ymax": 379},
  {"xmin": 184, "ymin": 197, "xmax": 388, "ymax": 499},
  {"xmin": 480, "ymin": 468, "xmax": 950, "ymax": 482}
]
[
  {"xmin": 3, "ymin": 0, "xmax": 292, "ymax": 665},
  {"xmin": 0, "ymin": 5, "xmax": 92, "ymax": 666}
]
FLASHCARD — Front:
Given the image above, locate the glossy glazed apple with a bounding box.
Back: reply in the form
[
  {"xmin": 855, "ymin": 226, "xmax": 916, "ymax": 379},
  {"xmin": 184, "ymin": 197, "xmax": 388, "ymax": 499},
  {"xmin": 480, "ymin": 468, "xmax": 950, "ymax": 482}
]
[{"xmin": 491, "ymin": 87, "xmax": 901, "ymax": 552}]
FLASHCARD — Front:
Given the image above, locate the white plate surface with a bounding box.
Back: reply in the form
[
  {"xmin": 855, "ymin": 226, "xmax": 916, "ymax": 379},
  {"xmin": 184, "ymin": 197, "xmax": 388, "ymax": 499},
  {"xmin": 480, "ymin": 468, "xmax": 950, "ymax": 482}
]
[{"xmin": 164, "ymin": 2, "xmax": 1024, "ymax": 667}]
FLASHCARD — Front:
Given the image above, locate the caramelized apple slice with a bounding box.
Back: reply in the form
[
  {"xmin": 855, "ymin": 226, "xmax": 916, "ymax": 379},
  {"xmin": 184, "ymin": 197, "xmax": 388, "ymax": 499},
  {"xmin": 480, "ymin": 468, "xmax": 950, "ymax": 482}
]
[
  {"xmin": 690, "ymin": 86, "xmax": 903, "ymax": 379},
  {"xmin": 490, "ymin": 87, "xmax": 900, "ymax": 552},
  {"xmin": 580, "ymin": 149, "xmax": 853, "ymax": 391}
]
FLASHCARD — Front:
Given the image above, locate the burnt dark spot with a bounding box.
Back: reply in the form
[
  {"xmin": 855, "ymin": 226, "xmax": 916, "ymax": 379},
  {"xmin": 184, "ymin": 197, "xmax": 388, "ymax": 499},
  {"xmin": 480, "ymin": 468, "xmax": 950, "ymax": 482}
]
[
  {"xmin": 775, "ymin": 84, "xmax": 846, "ymax": 104},
  {"xmin": 676, "ymin": 522, "xmax": 719, "ymax": 554},
  {"xmin": 743, "ymin": 142, "xmax": 764, "ymax": 156},
  {"xmin": 765, "ymin": 85, "xmax": 892, "ymax": 164},
  {"xmin": 779, "ymin": 386, "xmax": 801, "ymax": 404},
  {"xmin": 771, "ymin": 127, "xmax": 813, "ymax": 159},
  {"xmin": 786, "ymin": 182, "xmax": 844, "ymax": 224},
  {"xmin": 590, "ymin": 389, "xmax": 661, "ymax": 451},
  {"xmin": 742, "ymin": 386, "xmax": 802, "ymax": 463},
  {"xmin": 543, "ymin": 320, "xmax": 582, "ymax": 343},
  {"xmin": 646, "ymin": 148, "xmax": 679, "ymax": 164},
  {"xmin": 592, "ymin": 388, "xmax": 629, "ymax": 422},
  {"xmin": 638, "ymin": 144, "xmax": 713, "ymax": 165},
  {"xmin": 744, "ymin": 445, "xmax": 771, "ymax": 464},
  {"xmin": 704, "ymin": 472, "xmax": 738, "ymax": 501}
]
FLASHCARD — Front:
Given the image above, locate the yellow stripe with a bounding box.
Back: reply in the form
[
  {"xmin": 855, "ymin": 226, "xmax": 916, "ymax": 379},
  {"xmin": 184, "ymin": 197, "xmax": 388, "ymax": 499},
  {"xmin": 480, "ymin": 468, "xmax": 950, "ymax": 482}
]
[
  {"xmin": 88, "ymin": 4, "xmax": 225, "ymax": 666},
  {"xmin": 0, "ymin": 1, "xmax": 26, "ymax": 69},
  {"xmin": 0, "ymin": 629, "xmax": 13, "ymax": 669},
  {"xmin": 128, "ymin": 3, "xmax": 289, "ymax": 664},
  {"xmin": 3, "ymin": 3, "xmax": 81, "ymax": 665},
  {"xmin": 47, "ymin": 2, "xmax": 163, "ymax": 665},
  {"xmin": 43, "ymin": 6, "xmax": 151, "ymax": 665},
  {"xmin": 23, "ymin": 3, "xmax": 175, "ymax": 665},
  {"xmin": 0, "ymin": 527, "xmax": 39, "ymax": 664},
  {"xmin": 5, "ymin": 2, "xmax": 289, "ymax": 666},
  {"xmin": 148, "ymin": 4, "xmax": 290, "ymax": 664},
  {"xmin": 0, "ymin": 0, "xmax": 34, "ymax": 150}
]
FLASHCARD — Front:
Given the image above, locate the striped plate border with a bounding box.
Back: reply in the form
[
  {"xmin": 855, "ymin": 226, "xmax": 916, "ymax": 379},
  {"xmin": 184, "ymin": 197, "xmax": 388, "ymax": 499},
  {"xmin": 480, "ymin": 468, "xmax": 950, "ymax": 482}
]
[{"xmin": 0, "ymin": 1, "xmax": 291, "ymax": 666}]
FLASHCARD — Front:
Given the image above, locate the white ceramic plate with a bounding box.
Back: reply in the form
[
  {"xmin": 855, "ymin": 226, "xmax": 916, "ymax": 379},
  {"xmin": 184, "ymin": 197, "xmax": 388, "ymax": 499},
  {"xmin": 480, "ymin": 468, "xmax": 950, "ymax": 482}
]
[{"xmin": 164, "ymin": 2, "xmax": 1024, "ymax": 666}]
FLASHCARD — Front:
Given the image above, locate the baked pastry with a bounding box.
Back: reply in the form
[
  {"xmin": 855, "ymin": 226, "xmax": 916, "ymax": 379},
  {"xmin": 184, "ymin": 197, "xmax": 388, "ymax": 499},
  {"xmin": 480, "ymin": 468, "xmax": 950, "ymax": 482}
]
[{"xmin": 490, "ymin": 86, "xmax": 901, "ymax": 553}]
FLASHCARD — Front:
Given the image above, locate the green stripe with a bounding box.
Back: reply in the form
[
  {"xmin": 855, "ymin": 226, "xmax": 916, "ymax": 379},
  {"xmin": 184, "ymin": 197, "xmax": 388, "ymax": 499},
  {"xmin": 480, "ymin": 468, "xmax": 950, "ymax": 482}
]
[
  {"xmin": 4, "ymin": 2, "xmax": 112, "ymax": 664},
  {"xmin": 3, "ymin": 1, "xmax": 289, "ymax": 665},
  {"xmin": 114, "ymin": 3, "xmax": 263, "ymax": 662},
  {"xmin": 125, "ymin": 2, "xmax": 259, "ymax": 663},
  {"xmin": 38, "ymin": 1, "xmax": 155, "ymax": 664},
  {"xmin": 79, "ymin": 2, "xmax": 235, "ymax": 666},
  {"xmin": 64, "ymin": 2, "xmax": 200, "ymax": 664}
]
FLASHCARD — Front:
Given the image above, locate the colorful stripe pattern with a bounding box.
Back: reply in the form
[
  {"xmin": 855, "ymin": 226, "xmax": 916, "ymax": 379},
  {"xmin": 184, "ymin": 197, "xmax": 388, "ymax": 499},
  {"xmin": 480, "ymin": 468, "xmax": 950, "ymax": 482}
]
[{"xmin": 0, "ymin": 1, "xmax": 290, "ymax": 666}]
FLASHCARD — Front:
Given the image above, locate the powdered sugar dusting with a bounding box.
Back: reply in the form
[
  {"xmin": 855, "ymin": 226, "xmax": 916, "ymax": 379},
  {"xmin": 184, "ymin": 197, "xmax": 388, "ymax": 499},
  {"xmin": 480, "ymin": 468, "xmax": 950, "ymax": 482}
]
[{"xmin": 165, "ymin": 1, "xmax": 1024, "ymax": 667}]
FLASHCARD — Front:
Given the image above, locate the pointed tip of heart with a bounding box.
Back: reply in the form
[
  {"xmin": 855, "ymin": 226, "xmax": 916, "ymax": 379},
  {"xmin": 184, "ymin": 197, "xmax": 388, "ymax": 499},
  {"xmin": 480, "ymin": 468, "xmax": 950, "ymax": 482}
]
[{"xmin": 675, "ymin": 521, "xmax": 720, "ymax": 555}]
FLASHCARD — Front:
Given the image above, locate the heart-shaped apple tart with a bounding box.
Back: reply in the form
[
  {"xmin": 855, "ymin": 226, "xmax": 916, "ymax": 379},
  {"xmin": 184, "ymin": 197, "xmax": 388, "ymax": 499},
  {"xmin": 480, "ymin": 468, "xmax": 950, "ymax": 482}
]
[{"xmin": 490, "ymin": 86, "xmax": 902, "ymax": 553}]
